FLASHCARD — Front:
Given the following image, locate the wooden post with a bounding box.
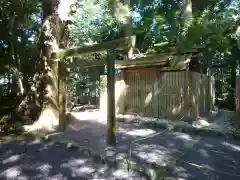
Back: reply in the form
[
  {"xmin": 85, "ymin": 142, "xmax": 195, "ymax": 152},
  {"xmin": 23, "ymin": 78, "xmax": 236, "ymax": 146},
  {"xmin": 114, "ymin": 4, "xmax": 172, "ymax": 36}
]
[
  {"xmin": 106, "ymin": 49, "xmax": 116, "ymax": 146},
  {"xmin": 58, "ymin": 61, "xmax": 67, "ymax": 131},
  {"xmin": 236, "ymin": 59, "xmax": 240, "ymax": 111},
  {"xmin": 210, "ymin": 74, "xmax": 216, "ymax": 111}
]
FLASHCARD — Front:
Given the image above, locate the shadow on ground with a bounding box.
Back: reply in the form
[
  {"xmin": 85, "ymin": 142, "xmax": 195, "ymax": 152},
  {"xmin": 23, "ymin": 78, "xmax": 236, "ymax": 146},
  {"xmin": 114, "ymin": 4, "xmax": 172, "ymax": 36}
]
[
  {"xmin": 48, "ymin": 111, "xmax": 240, "ymax": 180},
  {"xmin": 0, "ymin": 138, "xmax": 146, "ymax": 180}
]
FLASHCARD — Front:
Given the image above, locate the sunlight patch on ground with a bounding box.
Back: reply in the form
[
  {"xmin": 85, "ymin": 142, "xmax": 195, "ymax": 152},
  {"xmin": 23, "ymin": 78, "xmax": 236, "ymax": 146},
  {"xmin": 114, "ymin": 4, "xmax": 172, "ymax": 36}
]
[
  {"xmin": 67, "ymin": 124, "xmax": 80, "ymax": 131},
  {"xmin": 77, "ymin": 166, "xmax": 96, "ymax": 174},
  {"xmin": 198, "ymin": 148, "xmax": 210, "ymax": 157},
  {"xmin": 173, "ymin": 132, "xmax": 194, "ymax": 141},
  {"xmin": 97, "ymin": 166, "xmax": 108, "ymax": 174},
  {"xmin": 2, "ymin": 155, "xmax": 22, "ymax": 164},
  {"xmin": 36, "ymin": 163, "xmax": 52, "ymax": 174},
  {"xmin": 222, "ymin": 142, "xmax": 240, "ymax": 152},
  {"xmin": 118, "ymin": 128, "xmax": 156, "ymax": 137},
  {"xmin": 28, "ymin": 139, "xmax": 42, "ymax": 145},
  {"xmin": 112, "ymin": 169, "xmax": 131, "ymax": 179},
  {"xmin": 72, "ymin": 166, "xmax": 96, "ymax": 177},
  {"xmin": 69, "ymin": 111, "xmax": 107, "ymax": 124},
  {"xmin": 1, "ymin": 166, "xmax": 22, "ymax": 179},
  {"xmin": 133, "ymin": 144, "xmax": 172, "ymax": 166},
  {"xmin": 61, "ymin": 158, "xmax": 88, "ymax": 167}
]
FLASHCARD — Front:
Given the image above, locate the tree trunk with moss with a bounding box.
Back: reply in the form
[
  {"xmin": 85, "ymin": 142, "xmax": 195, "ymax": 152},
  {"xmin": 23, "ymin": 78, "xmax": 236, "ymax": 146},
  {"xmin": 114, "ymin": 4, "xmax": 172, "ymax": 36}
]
[
  {"xmin": 23, "ymin": 0, "xmax": 76, "ymax": 133},
  {"xmin": 0, "ymin": 0, "xmax": 76, "ymax": 134}
]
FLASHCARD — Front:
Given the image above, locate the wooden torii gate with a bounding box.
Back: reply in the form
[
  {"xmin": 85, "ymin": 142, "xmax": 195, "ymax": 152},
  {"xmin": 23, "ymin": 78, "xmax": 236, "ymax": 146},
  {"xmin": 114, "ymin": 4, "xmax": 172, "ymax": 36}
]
[
  {"xmin": 50, "ymin": 36, "xmax": 136, "ymax": 146},
  {"xmin": 50, "ymin": 35, "xmax": 201, "ymax": 145}
]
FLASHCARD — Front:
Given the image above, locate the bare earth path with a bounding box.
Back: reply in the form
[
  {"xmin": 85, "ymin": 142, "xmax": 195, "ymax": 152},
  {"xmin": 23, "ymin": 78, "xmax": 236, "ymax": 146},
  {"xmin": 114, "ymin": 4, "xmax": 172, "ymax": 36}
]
[
  {"xmin": 1, "ymin": 109, "xmax": 240, "ymax": 179},
  {"xmin": 0, "ymin": 139, "xmax": 144, "ymax": 180},
  {"xmin": 50, "ymin": 110, "xmax": 240, "ymax": 179}
]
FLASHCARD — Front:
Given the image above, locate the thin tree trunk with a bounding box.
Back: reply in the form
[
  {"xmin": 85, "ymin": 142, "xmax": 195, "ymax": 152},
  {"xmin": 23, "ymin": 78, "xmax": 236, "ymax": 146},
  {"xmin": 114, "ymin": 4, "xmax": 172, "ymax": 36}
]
[
  {"xmin": 182, "ymin": 0, "xmax": 192, "ymax": 27},
  {"xmin": 177, "ymin": 0, "xmax": 192, "ymax": 50},
  {"xmin": 123, "ymin": 0, "xmax": 133, "ymax": 59}
]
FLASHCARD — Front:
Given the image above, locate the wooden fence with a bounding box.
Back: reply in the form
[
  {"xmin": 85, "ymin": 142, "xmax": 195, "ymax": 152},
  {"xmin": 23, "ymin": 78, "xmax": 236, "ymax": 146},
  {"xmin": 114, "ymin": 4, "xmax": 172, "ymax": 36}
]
[{"xmin": 100, "ymin": 71, "xmax": 214, "ymax": 120}]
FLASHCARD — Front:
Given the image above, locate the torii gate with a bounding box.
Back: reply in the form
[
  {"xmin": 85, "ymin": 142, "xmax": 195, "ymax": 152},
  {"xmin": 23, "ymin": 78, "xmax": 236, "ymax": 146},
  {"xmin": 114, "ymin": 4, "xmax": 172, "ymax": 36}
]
[
  {"xmin": 50, "ymin": 36, "xmax": 136, "ymax": 146},
  {"xmin": 49, "ymin": 35, "xmax": 200, "ymax": 145}
]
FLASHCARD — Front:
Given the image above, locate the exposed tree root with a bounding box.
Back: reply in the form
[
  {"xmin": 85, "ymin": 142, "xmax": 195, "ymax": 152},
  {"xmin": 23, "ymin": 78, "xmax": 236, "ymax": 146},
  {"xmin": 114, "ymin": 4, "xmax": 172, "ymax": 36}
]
[{"xmin": 23, "ymin": 105, "xmax": 59, "ymax": 133}]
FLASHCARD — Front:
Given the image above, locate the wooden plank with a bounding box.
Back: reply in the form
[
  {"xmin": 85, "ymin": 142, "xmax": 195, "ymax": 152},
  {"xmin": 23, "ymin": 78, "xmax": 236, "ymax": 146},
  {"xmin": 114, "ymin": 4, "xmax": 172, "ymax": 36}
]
[
  {"xmin": 116, "ymin": 61, "xmax": 168, "ymax": 69},
  {"xmin": 157, "ymin": 72, "xmax": 162, "ymax": 118},
  {"xmin": 133, "ymin": 73, "xmax": 137, "ymax": 113},
  {"xmin": 64, "ymin": 60, "xmax": 168, "ymax": 69},
  {"xmin": 64, "ymin": 54, "xmax": 169, "ymax": 68},
  {"xmin": 51, "ymin": 36, "xmax": 136, "ymax": 59},
  {"xmin": 153, "ymin": 71, "xmax": 158, "ymax": 118}
]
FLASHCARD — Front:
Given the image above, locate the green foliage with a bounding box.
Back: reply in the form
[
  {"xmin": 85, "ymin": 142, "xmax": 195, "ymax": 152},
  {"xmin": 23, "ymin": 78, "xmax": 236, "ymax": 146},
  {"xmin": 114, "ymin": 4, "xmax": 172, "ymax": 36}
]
[
  {"xmin": 69, "ymin": 0, "xmax": 107, "ymax": 46},
  {"xmin": 0, "ymin": 0, "xmax": 40, "ymax": 103},
  {"xmin": 69, "ymin": 0, "xmax": 131, "ymax": 47}
]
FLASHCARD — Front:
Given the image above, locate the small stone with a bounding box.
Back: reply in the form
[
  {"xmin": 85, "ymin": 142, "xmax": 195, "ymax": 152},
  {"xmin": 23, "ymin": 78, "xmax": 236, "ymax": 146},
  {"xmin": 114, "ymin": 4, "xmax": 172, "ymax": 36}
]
[
  {"xmin": 101, "ymin": 156, "xmax": 106, "ymax": 164},
  {"xmin": 55, "ymin": 141, "xmax": 62, "ymax": 146},
  {"xmin": 150, "ymin": 162, "xmax": 158, "ymax": 169},
  {"xmin": 66, "ymin": 142, "xmax": 74, "ymax": 149},
  {"xmin": 92, "ymin": 153, "xmax": 101, "ymax": 163},
  {"xmin": 217, "ymin": 131, "xmax": 224, "ymax": 137},
  {"xmin": 83, "ymin": 148, "xmax": 91, "ymax": 156},
  {"xmin": 178, "ymin": 127, "xmax": 183, "ymax": 132},
  {"xmin": 194, "ymin": 129, "xmax": 200, "ymax": 135}
]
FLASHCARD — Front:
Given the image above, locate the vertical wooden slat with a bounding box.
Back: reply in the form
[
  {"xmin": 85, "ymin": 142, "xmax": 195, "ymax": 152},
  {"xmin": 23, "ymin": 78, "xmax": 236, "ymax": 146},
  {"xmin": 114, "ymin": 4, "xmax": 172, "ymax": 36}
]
[
  {"xmin": 162, "ymin": 73, "xmax": 165, "ymax": 117},
  {"xmin": 132, "ymin": 72, "xmax": 135, "ymax": 113},
  {"xmin": 130, "ymin": 72, "xmax": 133, "ymax": 113},
  {"xmin": 171, "ymin": 72, "xmax": 174, "ymax": 115},
  {"xmin": 163, "ymin": 72, "xmax": 167, "ymax": 118},
  {"xmin": 171, "ymin": 72, "xmax": 174, "ymax": 113},
  {"xmin": 153, "ymin": 70, "xmax": 158, "ymax": 118},
  {"xmin": 157, "ymin": 71, "xmax": 160, "ymax": 118},
  {"xmin": 138, "ymin": 72, "xmax": 141, "ymax": 114},
  {"xmin": 180, "ymin": 71, "xmax": 183, "ymax": 115},
  {"xmin": 128, "ymin": 72, "xmax": 131, "ymax": 113},
  {"xmin": 160, "ymin": 73, "xmax": 164, "ymax": 118},
  {"xmin": 149, "ymin": 71, "xmax": 153, "ymax": 116},
  {"xmin": 166, "ymin": 72, "xmax": 170, "ymax": 114},
  {"xmin": 134, "ymin": 72, "xmax": 137, "ymax": 113},
  {"xmin": 137, "ymin": 72, "xmax": 140, "ymax": 114},
  {"xmin": 176, "ymin": 72, "xmax": 179, "ymax": 115},
  {"xmin": 135, "ymin": 73, "xmax": 138, "ymax": 113},
  {"xmin": 144, "ymin": 72, "xmax": 150, "ymax": 116},
  {"xmin": 167, "ymin": 72, "xmax": 170, "ymax": 114},
  {"xmin": 144, "ymin": 71, "xmax": 147, "ymax": 116}
]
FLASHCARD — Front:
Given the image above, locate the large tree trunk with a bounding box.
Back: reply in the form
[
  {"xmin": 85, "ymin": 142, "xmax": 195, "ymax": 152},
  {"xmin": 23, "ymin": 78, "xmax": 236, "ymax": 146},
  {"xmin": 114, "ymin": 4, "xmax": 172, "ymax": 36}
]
[{"xmin": 17, "ymin": 0, "xmax": 76, "ymax": 134}]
